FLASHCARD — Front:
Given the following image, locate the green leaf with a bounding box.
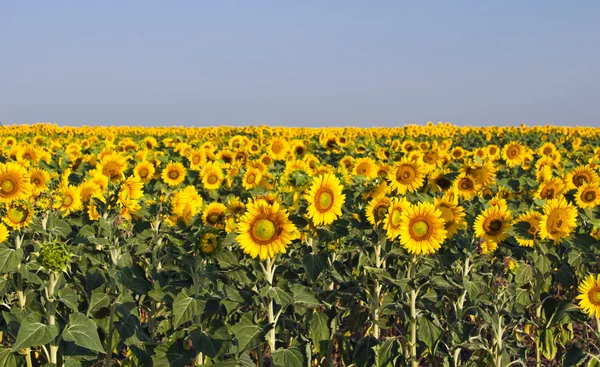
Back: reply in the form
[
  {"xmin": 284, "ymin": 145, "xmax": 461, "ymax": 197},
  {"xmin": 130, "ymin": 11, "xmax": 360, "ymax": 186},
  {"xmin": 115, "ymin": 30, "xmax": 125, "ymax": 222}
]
[
  {"xmin": 418, "ymin": 317, "xmax": 442, "ymax": 352},
  {"xmin": 272, "ymin": 347, "xmax": 304, "ymax": 367},
  {"xmin": 231, "ymin": 317, "xmax": 264, "ymax": 354},
  {"xmin": 172, "ymin": 289, "xmax": 202, "ymax": 329},
  {"xmin": 0, "ymin": 348, "xmax": 17, "ymax": 367},
  {"xmin": 563, "ymin": 344, "xmax": 587, "ymax": 367},
  {"xmin": 291, "ymin": 284, "xmax": 321, "ymax": 308},
  {"xmin": 190, "ymin": 320, "xmax": 230, "ymax": 359},
  {"xmin": 0, "ymin": 246, "xmax": 23, "ymax": 273},
  {"xmin": 515, "ymin": 264, "xmax": 533, "ymax": 286},
  {"xmin": 375, "ymin": 338, "xmax": 399, "ymax": 367},
  {"xmin": 61, "ymin": 312, "xmax": 105, "ymax": 353},
  {"xmin": 12, "ymin": 314, "xmax": 59, "ymax": 351},
  {"xmin": 308, "ymin": 312, "xmax": 330, "ymax": 355},
  {"xmin": 268, "ymin": 287, "xmax": 294, "ymax": 309},
  {"xmin": 87, "ymin": 291, "xmax": 110, "ymax": 316},
  {"xmin": 303, "ymin": 252, "xmax": 328, "ymax": 283},
  {"xmin": 353, "ymin": 336, "xmax": 378, "ymax": 367},
  {"xmin": 58, "ymin": 287, "xmax": 78, "ymax": 311},
  {"xmin": 541, "ymin": 329, "xmax": 557, "ymax": 360}
]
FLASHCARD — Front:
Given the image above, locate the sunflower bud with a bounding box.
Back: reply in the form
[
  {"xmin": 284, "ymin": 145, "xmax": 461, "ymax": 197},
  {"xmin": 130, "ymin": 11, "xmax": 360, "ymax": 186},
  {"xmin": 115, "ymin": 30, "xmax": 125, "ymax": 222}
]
[{"xmin": 39, "ymin": 241, "xmax": 71, "ymax": 273}]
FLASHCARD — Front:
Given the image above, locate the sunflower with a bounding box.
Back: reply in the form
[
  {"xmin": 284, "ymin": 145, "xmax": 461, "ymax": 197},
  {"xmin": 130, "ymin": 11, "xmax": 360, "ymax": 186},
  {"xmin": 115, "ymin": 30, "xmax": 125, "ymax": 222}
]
[
  {"xmin": 79, "ymin": 180, "xmax": 103, "ymax": 203},
  {"xmin": 0, "ymin": 162, "xmax": 32, "ymax": 202},
  {"xmin": 383, "ymin": 198, "xmax": 411, "ymax": 240},
  {"xmin": 97, "ymin": 153, "xmax": 128, "ymax": 183},
  {"xmin": 268, "ymin": 138, "xmax": 290, "ymax": 160},
  {"xmin": 454, "ymin": 173, "xmax": 482, "ymax": 200},
  {"xmin": 434, "ymin": 194, "xmax": 466, "ymax": 237},
  {"xmin": 535, "ymin": 178, "xmax": 565, "ymax": 200},
  {"xmin": 565, "ymin": 165, "xmax": 599, "ymax": 191},
  {"xmin": 575, "ymin": 182, "xmax": 600, "ymax": 209},
  {"xmin": 0, "ymin": 223, "xmax": 8, "ymax": 243},
  {"xmin": 3, "ymin": 202, "xmax": 34, "ymax": 229},
  {"xmin": 365, "ymin": 196, "xmax": 391, "ymax": 227},
  {"xmin": 29, "ymin": 168, "xmax": 50, "ymax": 196},
  {"xmin": 353, "ymin": 158, "xmax": 377, "ymax": 179},
  {"xmin": 503, "ymin": 142, "xmax": 525, "ymax": 167},
  {"xmin": 242, "ymin": 167, "xmax": 263, "ymax": 190},
  {"xmin": 388, "ymin": 158, "xmax": 425, "ymax": 194},
  {"xmin": 463, "ymin": 160, "xmax": 496, "ymax": 188},
  {"xmin": 479, "ymin": 239, "xmax": 498, "ymax": 255},
  {"xmin": 305, "ymin": 173, "xmax": 345, "ymax": 226},
  {"xmin": 119, "ymin": 176, "xmax": 144, "ymax": 210},
  {"xmin": 161, "ymin": 161, "xmax": 186, "ymax": 187},
  {"xmin": 202, "ymin": 202, "xmax": 227, "ymax": 229},
  {"xmin": 134, "ymin": 161, "xmax": 156, "ymax": 183},
  {"xmin": 201, "ymin": 162, "xmax": 224, "ymax": 191},
  {"xmin": 398, "ymin": 202, "xmax": 447, "ymax": 255},
  {"xmin": 576, "ymin": 274, "xmax": 600, "ymax": 318},
  {"xmin": 473, "ymin": 205, "xmax": 512, "ymax": 243},
  {"xmin": 199, "ymin": 232, "xmax": 220, "ymax": 256},
  {"xmin": 513, "ymin": 211, "xmax": 542, "ymax": 247},
  {"xmin": 55, "ymin": 185, "xmax": 83, "ymax": 216},
  {"xmin": 171, "ymin": 186, "xmax": 203, "ymax": 225},
  {"xmin": 236, "ymin": 199, "xmax": 299, "ymax": 260},
  {"xmin": 539, "ymin": 196, "xmax": 578, "ymax": 243}
]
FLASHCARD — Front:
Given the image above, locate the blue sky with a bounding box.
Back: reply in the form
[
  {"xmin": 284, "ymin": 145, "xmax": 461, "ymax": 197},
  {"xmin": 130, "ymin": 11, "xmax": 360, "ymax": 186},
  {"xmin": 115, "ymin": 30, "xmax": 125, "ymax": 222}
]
[{"xmin": 1, "ymin": 1, "xmax": 599, "ymax": 127}]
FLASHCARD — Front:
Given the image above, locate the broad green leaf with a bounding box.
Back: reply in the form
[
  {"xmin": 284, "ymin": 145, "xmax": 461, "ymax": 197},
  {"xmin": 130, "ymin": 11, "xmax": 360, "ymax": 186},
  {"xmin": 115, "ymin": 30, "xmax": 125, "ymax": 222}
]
[
  {"xmin": 303, "ymin": 253, "xmax": 328, "ymax": 283},
  {"xmin": 418, "ymin": 317, "xmax": 442, "ymax": 352},
  {"xmin": 172, "ymin": 289, "xmax": 202, "ymax": 329},
  {"xmin": 87, "ymin": 291, "xmax": 110, "ymax": 316},
  {"xmin": 61, "ymin": 312, "xmax": 104, "ymax": 353},
  {"xmin": 291, "ymin": 284, "xmax": 321, "ymax": 308},
  {"xmin": 58, "ymin": 287, "xmax": 78, "ymax": 311},
  {"xmin": 0, "ymin": 246, "xmax": 23, "ymax": 273},
  {"xmin": 308, "ymin": 312, "xmax": 329, "ymax": 355},
  {"xmin": 541, "ymin": 329, "xmax": 557, "ymax": 360},
  {"xmin": 268, "ymin": 287, "xmax": 293, "ymax": 309},
  {"xmin": 12, "ymin": 314, "xmax": 59, "ymax": 351},
  {"xmin": 375, "ymin": 338, "xmax": 399, "ymax": 367},
  {"xmin": 0, "ymin": 348, "xmax": 17, "ymax": 367},
  {"xmin": 272, "ymin": 347, "xmax": 304, "ymax": 367},
  {"xmin": 231, "ymin": 318, "xmax": 264, "ymax": 353},
  {"xmin": 353, "ymin": 336, "xmax": 378, "ymax": 367},
  {"xmin": 190, "ymin": 320, "xmax": 230, "ymax": 359}
]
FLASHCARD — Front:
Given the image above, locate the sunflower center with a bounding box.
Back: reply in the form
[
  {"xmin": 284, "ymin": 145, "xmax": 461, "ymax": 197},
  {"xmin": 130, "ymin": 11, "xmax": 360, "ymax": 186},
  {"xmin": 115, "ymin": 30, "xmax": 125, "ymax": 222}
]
[
  {"xmin": 208, "ymin": 213, "xmax": 222, "ymax": 224},
  {"xmin": 169, "ymin": 170, "xmax": 180, "ymax": 179},
  {"xmin": 207, "ymin": 174, "xmax": 218, "ymax": 184},
  {"xmin": 436, "ymin": 177, "xmax": 452, "ymax": 191},
  {"xmin": 508, "ymin": 147, "xmax": 519, "ymax": 158},
  {"xmin": 63, "ymin": 195, "xmax": 73, "ymax": 206},
  {"xmin": 193, "ymin": 156, "xmax": 201, "ymax": 164},
  {"xmin": 542, "ymin": 187, "xmax": 555, "ymax": 199},
  {"xmin": 411, "ymin": 220, "xmax": 430, "ymax": 239},
  {"xmin": 8, "ymin": 206, "xmax": 28, "ymax": 224},
  {"xmin": 589, "ymin": 286, "xmax": 600, "ymax": 305},
  {"xmin": 252, "ymin": 218, "xmax": 276, "ymax": 242},
  {"xmin": 485, "ymin": 219, "xmax": 503, "ymax": 235},
  {"xmin": 397, "ymin": 166, "xmax": 415, "ymax": 182},
  {"xmin": 459, "ymin": 178, "xmax": 473, "ymax": 191},
  {"xmin": 390, "ymin": 208, "xmax": 402, "ymax": 227},
  {"xmin": 32, "ymin": 178, "xmax": 41, "ymax": 185},
  {"xmin": 246, "ymin": 174, "xmax": 256, "ymax": 184},
  {"xmin": 139, "ymin": 169, "xmax": 148, "ymax": 178},
  {"xmin": 1, "ymin": 179, "xmax": 15, "ymax": 193},
  {"xmin": 375, "ymin": 206, "xmax": 388, "ymax": 221},
  {"xmin": 574, "ymin": 174, "xmax": 589, "ymax": 187},
  {"xmin": 584, "ymin": 190, "xmax": 597, "ymax": 203},
  {"xmin": 316, "ymin": 189, "xmax": 334, "ymax": 212}
]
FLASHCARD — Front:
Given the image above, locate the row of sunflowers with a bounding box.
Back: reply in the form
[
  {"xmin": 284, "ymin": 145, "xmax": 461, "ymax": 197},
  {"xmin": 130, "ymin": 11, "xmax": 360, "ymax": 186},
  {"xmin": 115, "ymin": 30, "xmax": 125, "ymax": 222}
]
[{"xmin": 0, "ymin": 123, "xmax": 599, "ymax": 366}]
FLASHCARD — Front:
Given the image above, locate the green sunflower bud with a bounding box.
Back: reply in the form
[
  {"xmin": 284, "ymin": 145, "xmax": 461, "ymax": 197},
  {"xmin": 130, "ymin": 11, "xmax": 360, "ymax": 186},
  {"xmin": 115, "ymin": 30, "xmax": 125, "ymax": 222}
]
[{"xmin": 40, "ymin": 241, "xmax": 71, "ymax": 273}]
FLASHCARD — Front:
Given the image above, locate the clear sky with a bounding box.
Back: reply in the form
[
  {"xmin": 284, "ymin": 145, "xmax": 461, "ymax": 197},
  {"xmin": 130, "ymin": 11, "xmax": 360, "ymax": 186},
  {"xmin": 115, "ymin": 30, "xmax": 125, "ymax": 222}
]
[{"xmin": 1, "ymin": 1, "xmax": 599, "ymax": 127}]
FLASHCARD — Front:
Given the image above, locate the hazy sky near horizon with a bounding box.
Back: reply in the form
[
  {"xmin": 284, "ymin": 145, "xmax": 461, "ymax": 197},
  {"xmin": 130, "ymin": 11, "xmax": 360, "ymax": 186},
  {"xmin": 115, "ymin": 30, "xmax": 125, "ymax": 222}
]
[{"xmin": 2, "ymin": 1, "xmax": 599, "ymax": 127}]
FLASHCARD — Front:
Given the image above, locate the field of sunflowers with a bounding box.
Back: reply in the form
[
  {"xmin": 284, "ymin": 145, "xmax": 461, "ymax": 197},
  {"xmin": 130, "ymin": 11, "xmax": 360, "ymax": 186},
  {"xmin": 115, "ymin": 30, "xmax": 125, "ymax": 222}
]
[{"xmin": 1, "ymin": 123, "xmax": 600, "ymax": 367}]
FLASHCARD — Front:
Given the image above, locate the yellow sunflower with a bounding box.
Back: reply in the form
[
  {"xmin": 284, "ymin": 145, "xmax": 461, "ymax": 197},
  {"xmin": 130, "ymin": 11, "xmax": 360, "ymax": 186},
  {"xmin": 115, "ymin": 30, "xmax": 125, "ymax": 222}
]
[
  {"xmin": 119, "ymin": 175, "xmax": 144, "ymax": 210},
  {"xmin": 0, "ymin": 162, "xmax": 32, "ymax": 202},
  {"xmin": 202, "ymin": 202, "xmax": 227, "ymax": 229},
  {"xmin": 29, "ymin": 168, "xmax": 50, "ymax": 196},
  {"xmin": 513, "ymin": 211, "xmax": 542, "ymax": 247},
  {"xmin": 503, "ymin": 142, "xmax": 525, "ymax": 167},
  {"xmin": 539, "ymin": 196, "xmax": 578, "ymax": 243},
  {"xmin": 535, "ymin": 178, "xmax": 565, "ymax": 200},
  {"xmin": 242, "ymin": 167, "xmax": 263, "ymax": 190},
  {"xmin": 79, "ymin": 180, "xmax": 103, "ymax": 204},
  {"xmin": 398, "ymin": 202, "xmax": 447, "ymax": 255},
  {"xmin": 0, "ymin": 223, "xmax": 8, "ymax": 243},
  {"xmin": 201, "ymin": 162, "xmax": 224, "ymax": 191},
  {"xmin": 434, "ymin": 194, "xmax": 466, "ymax": 237},
  {"xmin": 479, "ymin": 239, "xmax": 498, "ymax": 255},
  {"xmin": 454, "ymin": 173, "xmax": 482, "ymax": 200},
  {"xmin": 134, "ymin": 161, "xmax": 156, "ymax": 183},
  {"xmin": 575, "ymin": 182, "xmax": 600, "ymax": 209},
  {"xmin": 383, "ymin": 198, "xmax": 411, "ymax": 240},
  {"xmin": 565, "ymin": 165, "xmax": 599, "ymax": 191},
  {"xmin": 365, "ymin": 196, "xmax": 391, "ymax": 227},
  {"xmin": 353, "ymin": 158, "xmax": 377, "ymax": 179},
  {"xmin": 97, "ymin": 153, "xmax": 128, "ymax": 183},
  {"xmin": 268, "ymin": 138, "xmax": 290, "ymax": 160},
  {"xmin": 576, "ymin": 274, "xmax": 600, "ymax": 318},
  {"xmin": 236, "ymin": 199, "xmax": 299, "ymax": 260},
  {"xmin": 161, "ymin": 161, "xmax": 186, "ymax": 187},
  {"xmin": 305, "ymin": 173, "xmax": 345, "ymax": 226},
  {"xmin": 473, "ymin": 205, "xmax": 512, "ymax": 243},
  {"xmin": 388, "ymin": 158, "xmax": 425, "ymax": 194},
  {"xmin": 3, "ymin": 202, "xmax": 34, "ymax": 229},
  {"xmin": 55, "ymin": 185, "xmax": 83, "ymax": 216}
]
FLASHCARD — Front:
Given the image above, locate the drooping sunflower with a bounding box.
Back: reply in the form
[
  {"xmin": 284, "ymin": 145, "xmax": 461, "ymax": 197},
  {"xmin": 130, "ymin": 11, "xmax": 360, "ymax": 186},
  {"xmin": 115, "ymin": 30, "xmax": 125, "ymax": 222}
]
[
  {"xmin": 0, "ymin": 162, "xmax": 32, "ymax": 202},
  {"xmin": 3, "ymin": 202, "xmax": 34, "ymax": 229},
  {"xmin": 79, "ymin": 180, "xmax": 103, "ymax": 204},
  {"xmin": 398, "ymin": 202, "xmax": 447, "ymax": 255},
  {"xmin": 383, "ymin": 198, "xmax": 411, "ymax": 241},
  {"xmin": 365, "ymin": 196, "xmax": 391, "ymax": 227},
  {"xmin": 161, "ymin": 161, "xmax": 186, "ymax": 187},
  {"xmin": 565, "ymin": 165, "xmax": 599, "ymax": 191},
  {"xmin": 202, "ymin": 202, "xmax": 227, "ymax": 229},
  {"xmin": 201, "ymin": 161, "xmax": 224, "ymax": 191},
  {"xmin": 388, "ymin": 158, "xmax": 425, "ymax": 194},
  {"xmin": 198, "ymin": 232, "xmax": 220, "ymax": 256},
  {"xmin": 134, "ymin": 161, "xmax": 156, "ymax": 183},
  {"xmin": 575, "ymin": 182, "xmax": 600, "ymax": 209},
  {"xmin": 539, "ymin": 196, "xmax": 578, "ymax": 243},
  {"xmin": 473, "ymin": 205, "xmax": 512, "ymax": 243},
  {"xmin": 434, "ymin": 194, "xmax": 466, "ymax": 237},
  {"xmin": 236, "ymin": 199, "xmax": 299, "ymax": 260},
  {"xmin": 513, "ymin": 211, "xmax": 542, "ymax": 247},
  {"xmin": 242, "ymin": 167, "xmax": 263, "ymax": 190},
  {"xmin": 305, "ymin": 173, "xmax": 345, "ymax": 226},
  {"xmin": 118, "ymin": 175, "xmax": 144, "ymax": 210},
  {"xmin": 576, "ymin": 274, "xmax": 600, "ymax": 318}
]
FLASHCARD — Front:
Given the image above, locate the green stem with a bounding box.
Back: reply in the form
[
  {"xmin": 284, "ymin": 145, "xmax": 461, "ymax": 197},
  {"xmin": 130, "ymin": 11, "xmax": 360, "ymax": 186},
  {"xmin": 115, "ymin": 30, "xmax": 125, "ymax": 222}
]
[
  {"xmin": 265, "ymin": 257, "xmax": 276, "ymax": 353},
  {"xmin": 495, "ymin": 314, "xmax": 503, "ymax": 367},
  {"xmin": 194, "ymin": 259, "xmax": 206, "ymax": 366},
  {"xmin": 48, "ymin": 272, "xmax": 58, "ymax": 365},
  {"xmin": 535, "ymin": 305, "xmax": 542, "ymax": 367},
  {"xmin": 372, "ymin": 240, "xmax": 382, "ymax": 339},
  {"xmin": 596, "ymin": 314, "xmax": 600, "ymax": 334},
  {"xmin": 409, "ymin": 255, "xmax": 418, "ymax": 367}
]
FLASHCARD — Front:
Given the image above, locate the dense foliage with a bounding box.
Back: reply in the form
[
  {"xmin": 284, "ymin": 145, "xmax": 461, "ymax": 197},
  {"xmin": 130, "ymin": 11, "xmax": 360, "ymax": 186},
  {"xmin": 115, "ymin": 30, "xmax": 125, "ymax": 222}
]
[{"xmin": 0, "ymin": 123, "xmax": 599, "ymax": 367}]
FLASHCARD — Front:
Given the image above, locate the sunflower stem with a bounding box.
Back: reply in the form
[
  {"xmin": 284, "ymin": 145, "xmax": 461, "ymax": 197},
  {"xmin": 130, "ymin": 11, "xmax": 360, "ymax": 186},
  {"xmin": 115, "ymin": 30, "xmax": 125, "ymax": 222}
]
[
  {"xmin": 264, "ymin": 257, "xmax": 276, "ymax": 354},
  {"xmin": 47, "ymin": 271, "xmax": 58, "ymax": 365},
  {"xmin": 535, "ymin": 304, "xmax": 542, "ymax": 367},
  {"xmin": 409, "ymin": 255, "xmax": 418, "ymax": 367},
  {"xmin": 596, "ymin": 314, "xmax": 600, "ymax": 334}
]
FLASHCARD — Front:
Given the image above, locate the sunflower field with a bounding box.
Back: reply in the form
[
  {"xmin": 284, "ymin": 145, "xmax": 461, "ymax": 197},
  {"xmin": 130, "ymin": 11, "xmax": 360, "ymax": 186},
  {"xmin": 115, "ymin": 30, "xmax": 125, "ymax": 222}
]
[{"xmin": 1, "ymin": 123, "xmax": 600, "ymax": 367}]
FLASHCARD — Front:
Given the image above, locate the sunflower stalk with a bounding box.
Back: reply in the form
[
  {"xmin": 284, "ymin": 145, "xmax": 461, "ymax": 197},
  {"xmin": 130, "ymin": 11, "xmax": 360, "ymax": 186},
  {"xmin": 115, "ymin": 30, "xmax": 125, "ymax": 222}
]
[
  {"xmin": 47, "ymin": 271, "xmax": 58, "ymax": 365},
  {"xmin": 263, "ymin": 257, "xmax": 278, "ymax": 354},
  {"xmin": 194, "ymin": 257, "xmax": 206, "ymax": 366},
  {"xmin": 372, "ymin": 230, "xmax": 385, "ymax": 339},
  {"xmin": 105, "ymin": 240, "xmax": 120, "ymax": 367},
  {"xmin": 535, "ymin": 303, "xmax": 543, "ymax": 367},
  {"xmin": 15, "ymin": 233, "xmax": 33, "ymax": 367},
  {"xmin": 408, "ymin": 255, "xmax": 419, "ymax": 367}
]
